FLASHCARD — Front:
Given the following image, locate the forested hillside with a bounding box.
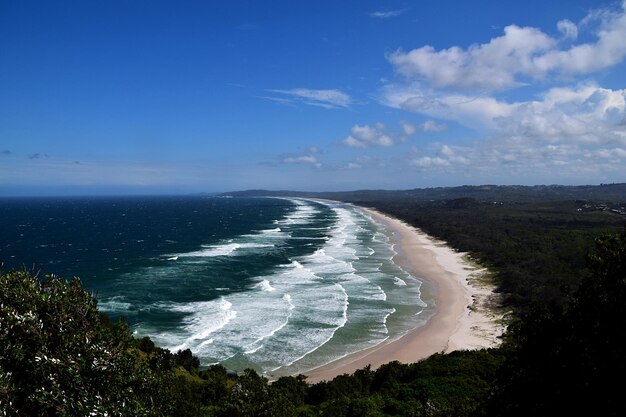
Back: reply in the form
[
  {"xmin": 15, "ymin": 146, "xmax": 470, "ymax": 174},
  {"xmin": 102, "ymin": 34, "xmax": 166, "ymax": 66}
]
[{"xmin": 225, "ymin": 183, "xmax": 626, "ymax": 205}]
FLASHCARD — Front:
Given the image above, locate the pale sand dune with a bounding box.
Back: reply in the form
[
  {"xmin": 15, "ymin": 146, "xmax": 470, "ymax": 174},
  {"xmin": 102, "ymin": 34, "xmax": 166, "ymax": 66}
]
[{"xmin": 304, "ymin": 205, "xmax": 504, "ymax": 384}]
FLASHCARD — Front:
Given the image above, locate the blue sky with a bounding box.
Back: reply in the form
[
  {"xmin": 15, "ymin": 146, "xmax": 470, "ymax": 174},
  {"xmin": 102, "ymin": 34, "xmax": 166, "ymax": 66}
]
[{"xmin": 1, "ymin": 0, "xmax": 625, "ymax": 195}]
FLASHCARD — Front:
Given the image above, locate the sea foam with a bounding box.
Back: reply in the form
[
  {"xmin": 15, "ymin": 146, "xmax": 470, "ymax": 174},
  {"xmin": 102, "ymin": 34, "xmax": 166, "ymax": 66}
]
[{"xmin": 127, "ymin": 198, "xmax": 426, "ymax": 376}]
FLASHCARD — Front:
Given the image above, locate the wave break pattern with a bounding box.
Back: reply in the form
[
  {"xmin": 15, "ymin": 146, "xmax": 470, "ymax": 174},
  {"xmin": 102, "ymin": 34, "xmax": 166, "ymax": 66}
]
[{"xmin": 99, "ymin": 198, "xmax": 427, "ymax": 377}]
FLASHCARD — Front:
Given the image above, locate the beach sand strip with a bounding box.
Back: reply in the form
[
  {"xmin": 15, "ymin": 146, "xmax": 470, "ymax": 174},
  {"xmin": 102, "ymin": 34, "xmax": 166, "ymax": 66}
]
[{"xmin": 304, "ymin": 205, "xmax": 504, "ymax": 383}]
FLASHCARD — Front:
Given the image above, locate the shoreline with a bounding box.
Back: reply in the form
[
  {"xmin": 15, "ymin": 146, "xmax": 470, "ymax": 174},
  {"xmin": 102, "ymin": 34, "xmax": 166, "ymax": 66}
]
[{"xmin": 303, "ymin": 204, "xmax": 504, "ymax": 384}]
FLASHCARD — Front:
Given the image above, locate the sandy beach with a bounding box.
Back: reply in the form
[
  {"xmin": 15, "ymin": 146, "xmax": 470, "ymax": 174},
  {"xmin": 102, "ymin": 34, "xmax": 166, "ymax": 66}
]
[{"xmin": 304, "ymin": 205, "xmax": 504, "ymax": 383}]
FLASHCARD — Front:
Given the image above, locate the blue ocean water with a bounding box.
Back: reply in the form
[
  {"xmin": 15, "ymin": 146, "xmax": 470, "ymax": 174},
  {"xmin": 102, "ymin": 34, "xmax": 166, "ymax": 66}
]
[{"xmin": 0, "ymin": 196, "xmax": 427, "ymax": 376}]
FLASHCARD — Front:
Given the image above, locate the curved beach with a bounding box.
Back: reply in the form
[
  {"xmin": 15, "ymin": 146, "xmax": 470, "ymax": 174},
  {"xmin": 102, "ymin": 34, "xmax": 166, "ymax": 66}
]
[{"xmin": 304, "ymin": 206, "xmax": 504, "ymax": 383}]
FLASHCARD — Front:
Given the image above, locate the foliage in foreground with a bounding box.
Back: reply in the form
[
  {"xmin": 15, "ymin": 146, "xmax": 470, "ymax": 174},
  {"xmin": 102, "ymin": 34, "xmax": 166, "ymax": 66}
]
[
  {"xmin": 0, "ymin": 271, "xmax": 173, "ymax": 416},
  {"xmin": 0, "ymin": 267, "xmax": 503, "ymax": 416}
]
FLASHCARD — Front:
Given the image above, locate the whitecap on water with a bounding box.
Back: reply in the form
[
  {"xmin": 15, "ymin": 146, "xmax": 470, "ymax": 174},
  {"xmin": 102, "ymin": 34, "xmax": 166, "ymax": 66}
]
[
  {"xmin": 169, "ymin": 238, "xmax": 277, "ymax": 259},
  {"xmin": 153, "ymin": 297, "xmax": 238, "ymax": 352},
  {"xmin": 256, "ymin": 279, "xmax": 276, "ymax": 292},
  {"xmin": 97, "ymin": 296, "xmax": 132, "ymax": 313},
  {"xmin": 130, "ymin": 198, "xmax": 426, "ymax": 376},
  {"xmin": 393, "ymin": 277, "xmax": 407, "ymax": 286}
]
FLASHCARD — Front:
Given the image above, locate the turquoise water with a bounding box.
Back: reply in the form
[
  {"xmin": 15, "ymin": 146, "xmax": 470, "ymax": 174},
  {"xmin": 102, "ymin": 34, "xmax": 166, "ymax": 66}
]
[{"xmin": 0, "ymin": 196, "xmax": 427, "ymax": 376}]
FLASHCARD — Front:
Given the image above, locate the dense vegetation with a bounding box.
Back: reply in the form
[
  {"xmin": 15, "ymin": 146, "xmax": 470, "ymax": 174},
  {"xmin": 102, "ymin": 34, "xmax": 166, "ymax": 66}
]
[
  {"xmin": 2, "ymin": 184, "xmax": 626, "ymax": 416},
  {"xmin": 0, "ymin": 269, "xmax": 505, "ymax": 416}
]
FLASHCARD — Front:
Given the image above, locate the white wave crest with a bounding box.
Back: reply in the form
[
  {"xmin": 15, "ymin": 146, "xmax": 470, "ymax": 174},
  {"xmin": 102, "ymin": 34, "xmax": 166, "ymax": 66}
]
[
  {"xmin": 98, "ymin": 297, "xmax": 131, "ymax": 313},
  {"xmin": 393, "ymin": 277, "xmax": 407, "ymax": 286},
  {"xmin": 256, "ymin": 279, "xmax": 276, "ymax": 292},
  {"xmin": 163, "ymin": 298, "xmax": 238, "ymax": 351},
  {"xmin": 171, "ymin": 241, "xmax": 275, "ymax": 259}
]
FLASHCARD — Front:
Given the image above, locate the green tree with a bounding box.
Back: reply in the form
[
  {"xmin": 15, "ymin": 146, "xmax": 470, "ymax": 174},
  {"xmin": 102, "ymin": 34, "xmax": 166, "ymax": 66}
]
[
  {"xmin": 0, "ymin": 270, "xmax": 170, "ymax": 416},
  {"xmin": 488, "ymin": 228, "xmax": 626, "ymax": 416}
]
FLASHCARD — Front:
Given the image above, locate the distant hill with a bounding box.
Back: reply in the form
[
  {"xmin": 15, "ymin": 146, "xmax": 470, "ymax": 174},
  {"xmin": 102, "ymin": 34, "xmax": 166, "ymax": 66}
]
[{"xmin": 221, "ymin": 183, "xmax": 626, "ymax": 203}]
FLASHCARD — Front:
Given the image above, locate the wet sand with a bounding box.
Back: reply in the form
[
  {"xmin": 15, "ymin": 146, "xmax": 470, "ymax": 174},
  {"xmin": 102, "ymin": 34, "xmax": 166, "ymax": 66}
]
[{"xmin": 304, "ymin": 205, "xmax": 504, "ymax": 383}]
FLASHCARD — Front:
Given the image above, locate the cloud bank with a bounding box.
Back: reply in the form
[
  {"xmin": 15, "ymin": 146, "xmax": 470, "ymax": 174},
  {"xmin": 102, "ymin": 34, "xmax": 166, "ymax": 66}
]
[
  {"xmin": 387, "ymin": 1, "xmax": 626, "ymax": 91},
  {"xmin": 379, "ymin": 1, "xmax": 626, "ymax": 180}
]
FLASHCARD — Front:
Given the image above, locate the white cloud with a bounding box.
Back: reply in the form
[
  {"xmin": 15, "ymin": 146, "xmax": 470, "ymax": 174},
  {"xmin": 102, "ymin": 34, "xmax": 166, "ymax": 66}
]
[
  {"xmin": 440, "ymin": 145, "xmax": 454, "ymax": 157},
  {"xmin": 279, "ymin": 147, "xmax": 322, "ymax": 168},
  {"xmin": 388, "ymin": 25, "xmax": 555, "ymax": 91},
  {"xmin": 593, "ymin": 147, "xmax": 626, "ymax": 159},
  {"xmin": 440, "ymin": 145, "xmax": 470, "ymax": 164},
  {"xmin": 535, "ymin": 3, "xmax": 626, "ymax": 76},
  {"xmin": 382, "ymin": 83, "xmax": 515, "ymax": 128},
  {"xmin": 370, "ymin": 9, "xmax": 407, "ymax": 19},
  {"xmin": 420, "ymin": 120, "xmax": 448, "ymax": 132},
  {"xmin": 410, "ymin": 144, "xmax": 470, "ymax": 170},
  {"xmin": 343, "ymin": 136, "xmax": 367, "ymax": 148},
  {"xmin": 405, "ymin": 133, "xmax": 626, "ymax": 181},
  {"xmin": 282, "ymin": 155, "xmax": 321, "ymax": 167},
  {"xmin": 410, "ymin": 156, "xmax": 450, "ymax": 168},
  {"xmin": 341, "ymin": 120, "xmax": 420, "ymax": 148},
  {"xmin": 342, "ymin": 123, "xmax": 395, "ymax": 148},
  {"xmin": 400, "ymin": 120, "xmax": 416, "ymax": 135},
  {"xmin": 557, "ymin": 19, "xmax": 578, "ymax": 40},
  {"xmin": 384, "ymin": 81, "xmax": 626, "ymax": 145},
  {"xmin": 387, "ymin": 1, "xmax": 626, "ymax": 91},
  {"xmin": 374, "ymin": 2, "xmax": 626, "ymax": 182},
  {"xmin": 493, "ymin": 84, "xmax": 626, "ymax": 145},
  {"xmin": 267, "ymin": 88, "xmax": 352, "ymax": 109}
]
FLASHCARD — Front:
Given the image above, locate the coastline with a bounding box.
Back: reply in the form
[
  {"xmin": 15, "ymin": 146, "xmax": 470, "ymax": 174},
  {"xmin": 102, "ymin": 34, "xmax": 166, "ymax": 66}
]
[{"xmin": 303, "ymin": 204, "xmax": 504, "ymax": 383}]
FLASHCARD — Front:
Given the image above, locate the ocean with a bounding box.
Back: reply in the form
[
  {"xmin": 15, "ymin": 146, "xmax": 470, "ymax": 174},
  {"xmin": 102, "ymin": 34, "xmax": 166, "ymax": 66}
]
[{"xmin": 0, "ymin": 196, "xmax": 427, "ymax": 376}]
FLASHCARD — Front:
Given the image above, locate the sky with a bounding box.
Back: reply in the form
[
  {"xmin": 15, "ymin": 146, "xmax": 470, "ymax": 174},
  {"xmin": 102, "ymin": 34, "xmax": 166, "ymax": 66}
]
[{"xmin": 1, "ymin": 0, "xmax": 625, "ymax": 195}]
